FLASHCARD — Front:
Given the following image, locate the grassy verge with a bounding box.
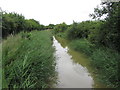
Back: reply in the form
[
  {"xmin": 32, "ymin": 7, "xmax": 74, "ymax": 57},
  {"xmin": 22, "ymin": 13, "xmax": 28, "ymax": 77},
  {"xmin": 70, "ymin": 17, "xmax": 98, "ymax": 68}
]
[
  {"xmin": 69, "ymin": 39, "xmax": 119, "ymax": 88},
  {"xmin": 2, "ymin": 30, "xmax": 56, "ymax": 88}
]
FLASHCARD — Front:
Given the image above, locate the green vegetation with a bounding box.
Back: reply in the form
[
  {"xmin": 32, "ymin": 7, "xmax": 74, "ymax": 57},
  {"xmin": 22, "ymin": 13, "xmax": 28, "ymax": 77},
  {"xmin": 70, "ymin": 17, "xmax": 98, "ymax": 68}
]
[
  {"xmin": 2, "ymin": 12, "xmax": 55, "ymax": 38},
  {"xmin": 2, "ymin": 31, "xmax": 55, "ymax": 88},
  {"xmin": 1, "ymin": 1, "xmax": 120, "ymax": 89},
  {"xmin": 53, "ymin": 22, "xmax": 68, "ymax": 34},
  {"xmin": 69, "ymin": 40, "xmax": 119, "ymax": 88},
  {"xmin": 53, "ymin": 2, "xmax": 120, "ymax": 88},
  {"xmin": 69, "ymin": 39, "xmax": 95, "ymax": 56},
  {"xmin": 2, "ymin": 12, "xmax": 43, "ymax": 38},
  {"xmin": 91, "ymin": 48, "xmax": 119, "ymax": 87}
]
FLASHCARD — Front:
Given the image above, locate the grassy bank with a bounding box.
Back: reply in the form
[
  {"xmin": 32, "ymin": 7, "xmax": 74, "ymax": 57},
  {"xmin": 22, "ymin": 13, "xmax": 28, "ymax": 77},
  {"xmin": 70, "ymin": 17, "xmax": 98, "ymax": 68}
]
[
  {"xmin": 53, "ymin": 31, "xmax": 119, "ymax": 88},
  {"xmin": 2, "ymin": 30, "xmax": 56, "ymax": 88},
  {"xmin": 69, "ymin": 39, "xmax": 119, "ymax": 88}
]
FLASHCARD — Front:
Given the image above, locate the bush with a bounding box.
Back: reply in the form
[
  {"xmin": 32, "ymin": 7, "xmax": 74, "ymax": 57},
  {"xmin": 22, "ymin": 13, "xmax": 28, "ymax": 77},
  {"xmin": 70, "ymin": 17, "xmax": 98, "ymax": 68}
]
[
  {"xmin": 53, "ymin": 22, "xmax": 68, "ymax": 34},
  {"xmin": 66, "ymin": 21, "xmax": 103, "ymax": 40},
  {"xmin": 66, "ymin": 22, "xmax": 83, "ymax": 40}
]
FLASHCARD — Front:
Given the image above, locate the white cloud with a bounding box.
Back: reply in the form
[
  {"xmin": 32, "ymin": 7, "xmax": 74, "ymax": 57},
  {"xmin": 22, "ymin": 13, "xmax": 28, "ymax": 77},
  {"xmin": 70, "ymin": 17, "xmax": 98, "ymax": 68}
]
[{"xmin": 0, "ymin": 0, "xmax": 101, "ymax": 25}]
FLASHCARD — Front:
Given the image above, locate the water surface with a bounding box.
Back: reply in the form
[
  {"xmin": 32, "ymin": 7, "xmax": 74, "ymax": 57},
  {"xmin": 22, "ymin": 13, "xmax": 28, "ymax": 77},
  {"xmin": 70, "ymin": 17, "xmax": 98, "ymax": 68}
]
[{"xmin": 53, "ymin": 36, "xmax": 105, "ymax": 88}]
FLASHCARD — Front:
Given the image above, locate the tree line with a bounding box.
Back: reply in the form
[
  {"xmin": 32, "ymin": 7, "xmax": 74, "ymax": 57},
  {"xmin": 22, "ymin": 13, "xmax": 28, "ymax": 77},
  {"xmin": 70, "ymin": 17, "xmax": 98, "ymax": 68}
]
[
  {"xmin": 2, "ymin": 12, "xmax": 55, "ymax": 38},
  {"xmin": 53, "ymin": 2, "xmax": 120, "ymax": 52}
]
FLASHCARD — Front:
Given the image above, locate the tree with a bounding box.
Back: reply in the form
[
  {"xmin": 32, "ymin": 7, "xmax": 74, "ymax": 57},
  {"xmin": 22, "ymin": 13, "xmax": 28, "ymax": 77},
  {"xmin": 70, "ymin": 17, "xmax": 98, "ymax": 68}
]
[
  {"xmin": 2, "ymin": 12, "xmax": 26, "ymax": 37},
  {"xmin": 90, "ymin": 2, "xmax": 120, "ymax": 51},
  {"xmin": 54, "ymin": 22, "xmax": 68, "ymax": 34},
  {"xmin": 2, "ymin": 12, "xmax": 42, "ymax": 37}
]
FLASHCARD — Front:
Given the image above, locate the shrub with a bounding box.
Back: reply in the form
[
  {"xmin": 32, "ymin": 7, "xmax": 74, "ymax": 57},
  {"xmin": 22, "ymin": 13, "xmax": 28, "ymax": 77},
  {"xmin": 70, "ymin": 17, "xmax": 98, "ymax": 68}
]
[
  {"xmin": 66, "ymin": 22, "xmax": 83, "ymax": 40},
  {"xmin": 53, "ymin": 22, "xmax": 68, "ymax": 34}
]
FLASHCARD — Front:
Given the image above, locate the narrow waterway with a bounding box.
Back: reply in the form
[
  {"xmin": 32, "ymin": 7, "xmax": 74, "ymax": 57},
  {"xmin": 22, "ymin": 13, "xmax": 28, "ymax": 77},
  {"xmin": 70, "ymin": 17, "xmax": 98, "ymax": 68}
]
[{"xmin": 53, "ymin": 36, "xmax": 104, "ymax": 88}]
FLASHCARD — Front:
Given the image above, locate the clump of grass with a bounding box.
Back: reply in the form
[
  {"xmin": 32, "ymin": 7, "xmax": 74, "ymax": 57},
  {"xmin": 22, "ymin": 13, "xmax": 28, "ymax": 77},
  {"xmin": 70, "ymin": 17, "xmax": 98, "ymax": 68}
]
[
  {"xmin": 2, "ymin": 31, "xmax": 56, "ymax": 88},
  {"xmin": 69, "ymin": 39, "xmax": 95, "ymax": 56}
]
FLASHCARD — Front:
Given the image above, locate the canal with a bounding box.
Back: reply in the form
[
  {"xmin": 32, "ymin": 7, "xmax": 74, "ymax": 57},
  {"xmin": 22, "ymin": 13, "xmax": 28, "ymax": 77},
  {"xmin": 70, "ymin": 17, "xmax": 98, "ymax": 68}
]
[{"xmin": 53, "ymin": 36, "xmax": 105, "ymax": 88}]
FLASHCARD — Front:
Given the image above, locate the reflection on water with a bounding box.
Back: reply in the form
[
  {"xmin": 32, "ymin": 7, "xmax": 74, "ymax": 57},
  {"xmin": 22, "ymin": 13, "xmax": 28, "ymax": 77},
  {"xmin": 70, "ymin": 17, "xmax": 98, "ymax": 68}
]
[{"xmin": 53, "ymin": 36, "xmax": 94, "ymax": 88}]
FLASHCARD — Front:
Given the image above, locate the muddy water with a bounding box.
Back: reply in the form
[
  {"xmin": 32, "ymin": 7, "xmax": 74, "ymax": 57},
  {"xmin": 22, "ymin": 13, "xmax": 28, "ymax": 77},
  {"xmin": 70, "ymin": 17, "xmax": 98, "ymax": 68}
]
[{"xmin": 53, "ymin": 36, "xmax": 105, "ymax": 88}]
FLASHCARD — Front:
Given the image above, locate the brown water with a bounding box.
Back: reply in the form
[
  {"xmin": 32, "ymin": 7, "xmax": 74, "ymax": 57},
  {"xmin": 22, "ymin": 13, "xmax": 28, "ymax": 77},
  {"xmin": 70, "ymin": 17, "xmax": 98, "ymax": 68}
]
[{"xmin": 53, "ymin": 36, "xmax": 105, "ymax": 88}]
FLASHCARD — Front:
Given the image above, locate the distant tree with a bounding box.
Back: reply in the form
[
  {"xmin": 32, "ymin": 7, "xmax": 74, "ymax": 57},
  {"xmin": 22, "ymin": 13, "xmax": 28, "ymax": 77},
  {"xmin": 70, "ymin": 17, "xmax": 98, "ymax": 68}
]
[
  {"xmin": 25, "ymin": 19, "xmax": 40, "ymax": 31},
  {"xmin": 48, "ymin": 24, "xmax": 55, "ymax": 29},
  {"xmin": 2, "ymin": 12, "xmax": 43, "ymax": 37},
  {"xmin": 54, "ymin": 22, "xmax": 68, "ymax": 34},
  {"xmin": 2, "ymin": 12, "xmax": 25, "ymax": 37}
]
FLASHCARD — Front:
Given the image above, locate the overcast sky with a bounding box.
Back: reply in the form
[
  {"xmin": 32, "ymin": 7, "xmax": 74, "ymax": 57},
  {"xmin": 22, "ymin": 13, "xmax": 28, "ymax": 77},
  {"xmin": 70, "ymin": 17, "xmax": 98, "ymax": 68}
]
[{"xmin": 0, "ymin": 0, "xmax": 101, "ymax": 25}]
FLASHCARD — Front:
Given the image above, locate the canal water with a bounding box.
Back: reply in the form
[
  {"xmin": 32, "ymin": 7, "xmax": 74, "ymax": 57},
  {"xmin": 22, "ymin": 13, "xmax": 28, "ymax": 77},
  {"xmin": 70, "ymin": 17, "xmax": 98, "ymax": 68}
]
[{"xmin": 52, "ymin": 36, "xmax": 105, "ymax": 88}]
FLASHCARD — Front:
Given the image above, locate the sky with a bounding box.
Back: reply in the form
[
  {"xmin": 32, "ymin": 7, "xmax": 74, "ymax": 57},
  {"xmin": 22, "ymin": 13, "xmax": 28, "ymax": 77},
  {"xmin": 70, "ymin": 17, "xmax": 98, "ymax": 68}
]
[{"xmin": 0, "ymin": 0, "xmax": 101, "ymax": 25}]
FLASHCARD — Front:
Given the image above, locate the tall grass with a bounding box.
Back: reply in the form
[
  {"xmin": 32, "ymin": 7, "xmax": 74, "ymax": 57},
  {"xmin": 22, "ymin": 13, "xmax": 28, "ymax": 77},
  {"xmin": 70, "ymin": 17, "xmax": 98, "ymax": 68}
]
[
  {"xmin": 69, "ymin": 39, "xmax": 119, "ymax": 88},
  {"xmin": 2, "ymin": 31, "xmax": 56, "ymax": 88},
  {"xmin": 69, "ymin": 39, "xmax": 95, "ymax": 56},
  {"xmin": 91, "ymin": 48, "xmax": 119, "ymax": 88}
]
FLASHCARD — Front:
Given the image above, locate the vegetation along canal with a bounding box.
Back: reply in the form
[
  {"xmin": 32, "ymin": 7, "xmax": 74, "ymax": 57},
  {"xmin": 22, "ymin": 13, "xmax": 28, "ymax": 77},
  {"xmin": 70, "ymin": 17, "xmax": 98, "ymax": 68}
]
[{"xmin": 53, "ymin": 36, "xmax": 106, "ymax": 88}]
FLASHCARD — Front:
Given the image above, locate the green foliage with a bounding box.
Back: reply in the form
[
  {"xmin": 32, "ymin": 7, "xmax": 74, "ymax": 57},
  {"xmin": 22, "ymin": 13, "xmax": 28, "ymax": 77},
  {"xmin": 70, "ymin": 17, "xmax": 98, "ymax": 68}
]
[
  {"xmin": 2, "ymin": 12, "xmax": 45, "ymax": 38},
  {"xmin": 87, "ymin": 20, "xmax": 105, "ymax": 45},
  {"xmin": 25, "ymin": 19, "xmax": 41, "ymax": 31},
  {"xmin": 91, "ymin": 48, "xmax": 119, "ymax": 88},
  {"xmin": 69, "ymin": 39, "xmax": 95, "ymax": 56},
  {"xmin": 53, "ymin": 22, "xmax": 68, "ymax": 34},
  {"xmin": 69, "ymin": 39, "xmax": 119, "ymax": 88},
  {"xmin": 2, "ymin": 12, "xmax": 25, "ymax": 37},
  {"xmin": 66, "ymin": 22, "xmax": 82, "ymax": 40},
  {"xmin": 46, "ymin": 24, "xmax": 55, "ymax": 29},
  {"xmin": 90, "ymin": 2, "xmax": 120, "ymax": 51},
  {"xmin": 55, "ymin": 32, "xmax": 67, "ymax": 38},
  {"xmin": 2, "ymin": 31, "xmax": 55, "ymax": 88},
  {"xmin": 53, "ymin": 21, "xmax": 101, "ymax": 41},
  {"xmin": 66, "ymin": 21, "xmax": 103, "ymax": 40}
]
